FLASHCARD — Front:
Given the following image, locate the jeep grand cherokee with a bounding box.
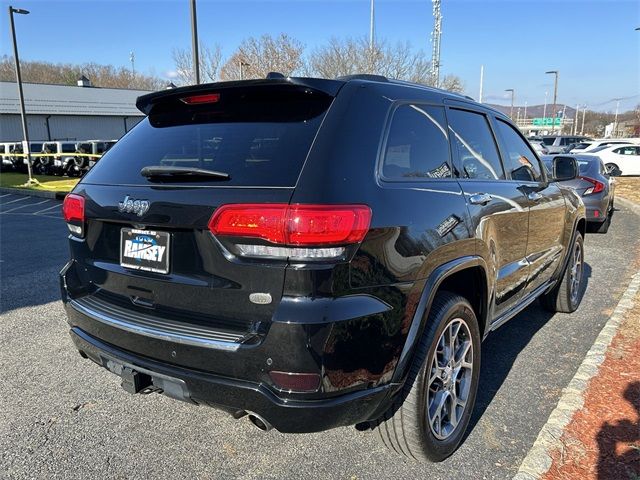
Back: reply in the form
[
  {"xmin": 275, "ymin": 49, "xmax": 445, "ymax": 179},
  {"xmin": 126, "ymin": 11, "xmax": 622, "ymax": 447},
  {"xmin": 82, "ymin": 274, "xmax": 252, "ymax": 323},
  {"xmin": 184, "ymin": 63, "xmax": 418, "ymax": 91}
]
[{"xmin": 61, "ymin": 74, "xmax": 586, "ymax": 461}]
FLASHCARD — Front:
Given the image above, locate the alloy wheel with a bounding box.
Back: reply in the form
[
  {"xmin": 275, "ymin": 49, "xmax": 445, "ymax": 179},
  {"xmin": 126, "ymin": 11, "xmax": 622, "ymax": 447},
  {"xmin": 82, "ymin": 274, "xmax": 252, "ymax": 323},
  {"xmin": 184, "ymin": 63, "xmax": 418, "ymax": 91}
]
[
  {"xmin": 569, "ymin": 241, "xmax": 583, "ymax": 305},
  {"xmin": 427, "ymin": 318, "xmax": 473, "ymax": 440}
]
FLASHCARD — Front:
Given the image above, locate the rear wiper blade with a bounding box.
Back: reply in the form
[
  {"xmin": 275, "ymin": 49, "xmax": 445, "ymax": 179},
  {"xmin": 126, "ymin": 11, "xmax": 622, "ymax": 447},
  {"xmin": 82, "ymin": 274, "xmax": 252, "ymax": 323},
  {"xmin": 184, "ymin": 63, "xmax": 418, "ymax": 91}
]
[{"xmin": 141, "ymin": 165, "xmax": 230, "ymax": 181}]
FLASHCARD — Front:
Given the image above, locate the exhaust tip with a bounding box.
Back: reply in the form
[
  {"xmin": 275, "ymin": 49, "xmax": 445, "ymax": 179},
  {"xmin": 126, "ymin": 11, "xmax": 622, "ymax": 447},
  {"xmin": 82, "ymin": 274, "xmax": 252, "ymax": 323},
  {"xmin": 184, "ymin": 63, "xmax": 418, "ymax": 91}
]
[{"xmin": 247, "ymin": 413, "xmax": 272, "ymax": 431}]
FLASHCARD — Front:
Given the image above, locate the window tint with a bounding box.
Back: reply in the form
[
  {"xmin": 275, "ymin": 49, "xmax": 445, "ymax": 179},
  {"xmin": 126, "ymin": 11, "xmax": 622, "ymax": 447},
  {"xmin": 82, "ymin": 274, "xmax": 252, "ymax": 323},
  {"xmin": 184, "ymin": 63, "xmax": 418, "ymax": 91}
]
[
  {"xmin": 542, "ymin": 137, "xmax": 555, "ymax": 146},
  {"xmin": 84, "ymin": 118, "xmax": 326, "ymax": 187},
  {"xmin": 495, "ymin": 119, "xmax": 542, "ymax": 182},
  {"xmin": 615, "ymin": 146, "xmax": 639, "ymax": 155},
  {"xmin": 61, "ymin": 143, "xmax": 76, "ymax": 153},
  {"xmin": 382, "ymin": 104, "xmax": 451, "ymax": 180},
  {"xmin": 447, "ymin": 108, "xmax": 504, "ymax": 180}
]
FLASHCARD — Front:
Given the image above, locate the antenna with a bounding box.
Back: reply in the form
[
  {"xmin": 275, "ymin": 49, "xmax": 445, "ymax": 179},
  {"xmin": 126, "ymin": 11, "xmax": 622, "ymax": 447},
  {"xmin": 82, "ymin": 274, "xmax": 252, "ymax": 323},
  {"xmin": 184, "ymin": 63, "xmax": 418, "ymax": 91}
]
[
  {"xmin": 430, "ymin": 0, "xmax": 442, "ymax": 88},
  {"xmin": 129, "ymin": 51, "xmax": 135, "ymax": 76}
]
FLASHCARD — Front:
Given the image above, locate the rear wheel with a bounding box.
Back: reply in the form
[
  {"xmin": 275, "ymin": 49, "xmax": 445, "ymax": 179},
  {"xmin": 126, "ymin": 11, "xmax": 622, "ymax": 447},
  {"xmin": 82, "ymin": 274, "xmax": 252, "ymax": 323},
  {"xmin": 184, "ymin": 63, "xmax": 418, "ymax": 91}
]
[
  {"xmin": 541, "ymin": 232, "xmax": 585, "ymax": 313},
  {"xmin": 375, "ymin": 292, "xmax": 481, "ymax": 462},
  {"xmin": 605, "ymin": 163, "xmax": 621, "ymax": 176}
]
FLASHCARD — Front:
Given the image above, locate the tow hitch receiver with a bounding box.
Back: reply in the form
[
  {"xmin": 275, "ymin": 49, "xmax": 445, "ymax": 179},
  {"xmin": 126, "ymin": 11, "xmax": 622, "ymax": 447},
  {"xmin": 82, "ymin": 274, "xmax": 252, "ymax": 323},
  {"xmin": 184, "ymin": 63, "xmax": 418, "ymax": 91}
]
[
  {"xmin": 107, "ymin": 362, "xmax": 152, "ymax": 394},
  {"xmin": 103, "ymin": 358, "xmax": 193, "ymax": 403}
]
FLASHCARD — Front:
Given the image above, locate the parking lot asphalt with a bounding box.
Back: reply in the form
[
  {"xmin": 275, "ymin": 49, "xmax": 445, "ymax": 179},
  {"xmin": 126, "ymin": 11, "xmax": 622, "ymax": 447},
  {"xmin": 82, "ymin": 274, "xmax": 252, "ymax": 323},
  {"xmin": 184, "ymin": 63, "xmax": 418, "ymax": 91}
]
[{"xmin": 1, "ymin": 192, "xmax": 639, "ymax": 480}]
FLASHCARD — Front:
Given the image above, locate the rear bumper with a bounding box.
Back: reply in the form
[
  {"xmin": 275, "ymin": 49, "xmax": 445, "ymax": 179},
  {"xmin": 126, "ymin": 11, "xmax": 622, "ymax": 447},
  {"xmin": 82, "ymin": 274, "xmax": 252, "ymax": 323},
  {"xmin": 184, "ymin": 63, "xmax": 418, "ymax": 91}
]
[
  {"xmin": 69, "ymin": 326, "xmax": 396, "ymax": 433},
  {"xmin": 60, "ymin": 260, "xmax": 404, "ymax": 433}
]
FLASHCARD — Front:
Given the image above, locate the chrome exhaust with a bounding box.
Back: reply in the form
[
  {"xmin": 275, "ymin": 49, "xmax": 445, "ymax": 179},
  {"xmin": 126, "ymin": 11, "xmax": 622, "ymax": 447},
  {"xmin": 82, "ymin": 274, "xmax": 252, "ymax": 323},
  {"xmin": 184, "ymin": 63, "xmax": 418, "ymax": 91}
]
[{"xmin": 247, "ymin": 412, "xmax": 273, "ymax": 431}]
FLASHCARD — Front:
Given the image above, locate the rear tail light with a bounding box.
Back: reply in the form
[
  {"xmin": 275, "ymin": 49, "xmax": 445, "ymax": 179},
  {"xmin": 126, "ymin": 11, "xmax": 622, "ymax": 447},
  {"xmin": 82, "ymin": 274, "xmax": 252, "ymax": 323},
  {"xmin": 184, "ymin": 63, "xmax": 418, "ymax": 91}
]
[
  {"xmin": 62, "ymin": 193, "xmax": 85, "ymax": 237},
  {"xmin": 208, "ymin": 204, "xmax": 371, "ymax": 260},
  {"xmin": 580, "ymin": 176, "xmax": 605, "ymax": 196},
  {"xmin": 268, "ymin": 371, "xmax": 321, "ymax": 392}
]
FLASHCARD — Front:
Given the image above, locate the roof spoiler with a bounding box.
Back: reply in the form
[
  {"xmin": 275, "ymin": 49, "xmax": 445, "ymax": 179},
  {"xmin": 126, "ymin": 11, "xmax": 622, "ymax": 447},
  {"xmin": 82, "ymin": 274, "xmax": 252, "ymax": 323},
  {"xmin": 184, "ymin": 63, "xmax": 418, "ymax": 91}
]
[{"xmin": 136, "ymin": 77, "xmax": 345, "ymax": 116}]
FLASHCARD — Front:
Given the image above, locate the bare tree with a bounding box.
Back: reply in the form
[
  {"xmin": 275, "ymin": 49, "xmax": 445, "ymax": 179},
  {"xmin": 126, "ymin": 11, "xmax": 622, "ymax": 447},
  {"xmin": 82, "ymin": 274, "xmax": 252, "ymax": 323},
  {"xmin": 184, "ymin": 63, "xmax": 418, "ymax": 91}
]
[
  {"xmin": 0, "ymin": 55, "xmax": 164, "ymax": 90},
  {"xmin": 308, "ymin": 37, "xmax": 464, "ymax": 93},
  {"xmin": 171, "ymin": 43, "xmax": 222, "ymax": 85},
  {"xmin": 219, "ymin": 34, "xmax": 305, "ymax": 80}
]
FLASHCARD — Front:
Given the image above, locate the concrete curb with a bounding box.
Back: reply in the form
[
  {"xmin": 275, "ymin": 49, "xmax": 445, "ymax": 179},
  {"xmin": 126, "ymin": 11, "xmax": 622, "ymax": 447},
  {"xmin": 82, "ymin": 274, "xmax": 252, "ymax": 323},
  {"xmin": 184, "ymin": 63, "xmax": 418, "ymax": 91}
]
[
  {"xmin": 616, "ymin": 196, "xmax": 640, "ymax": 216},
  {"xmin": 0, "ymin": 187, "xmax": 65, "ymax": 200},
  {"xmin": 513, "ymin": 270, "xmax": 640, "ymax": 480}
]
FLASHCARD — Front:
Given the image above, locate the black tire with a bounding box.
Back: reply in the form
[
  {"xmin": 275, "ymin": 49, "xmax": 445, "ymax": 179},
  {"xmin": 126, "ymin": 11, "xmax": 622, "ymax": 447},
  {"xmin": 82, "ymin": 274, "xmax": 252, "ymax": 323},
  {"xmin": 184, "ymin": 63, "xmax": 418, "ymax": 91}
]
[
  {"xmin": 375, "ymin": 291, "xmax": 481, "ymax": 462},
  {"xmin": 540, "ymin": 232, "xmax": 585, "ymax": 313},
  {"xmin": 605, "ymin": 163, "xmax": 621, "ymax": 176}
]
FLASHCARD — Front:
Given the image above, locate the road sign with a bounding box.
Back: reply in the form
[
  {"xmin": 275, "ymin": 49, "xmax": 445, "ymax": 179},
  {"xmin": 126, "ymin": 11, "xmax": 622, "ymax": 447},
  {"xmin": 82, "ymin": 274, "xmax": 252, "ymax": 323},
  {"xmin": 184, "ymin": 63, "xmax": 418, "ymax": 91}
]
[{"xmin": 532, "ymin": 117, "xmax": 562, "ymax": 126}]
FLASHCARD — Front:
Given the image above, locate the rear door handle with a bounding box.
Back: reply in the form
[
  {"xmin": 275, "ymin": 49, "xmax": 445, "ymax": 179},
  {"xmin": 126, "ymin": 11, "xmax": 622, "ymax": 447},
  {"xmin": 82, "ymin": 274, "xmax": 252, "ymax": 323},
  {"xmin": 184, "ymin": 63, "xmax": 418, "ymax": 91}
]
[
  {"xmin": 527, "ymin": 191, "xmax": 544, "ymax": 202},
  {"xmin": 469, "ymin": 193, "xmax": 492, "ymax": 205}
]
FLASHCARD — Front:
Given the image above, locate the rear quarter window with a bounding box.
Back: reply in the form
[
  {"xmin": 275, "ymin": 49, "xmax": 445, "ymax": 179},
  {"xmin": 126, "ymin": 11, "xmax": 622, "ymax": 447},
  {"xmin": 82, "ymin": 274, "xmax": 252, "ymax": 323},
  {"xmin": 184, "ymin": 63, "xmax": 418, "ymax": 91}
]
[{"xmin": 381, "ymin": 104, "xmax": 451, "ymax": 180}]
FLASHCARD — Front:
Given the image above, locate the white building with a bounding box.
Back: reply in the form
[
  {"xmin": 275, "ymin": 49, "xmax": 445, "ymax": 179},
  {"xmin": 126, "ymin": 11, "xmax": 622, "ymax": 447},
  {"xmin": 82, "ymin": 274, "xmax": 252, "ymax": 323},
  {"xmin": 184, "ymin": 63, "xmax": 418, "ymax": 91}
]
[{"xmin": 0, "ymin": 78, "xmax": 151, "ymax": 142}]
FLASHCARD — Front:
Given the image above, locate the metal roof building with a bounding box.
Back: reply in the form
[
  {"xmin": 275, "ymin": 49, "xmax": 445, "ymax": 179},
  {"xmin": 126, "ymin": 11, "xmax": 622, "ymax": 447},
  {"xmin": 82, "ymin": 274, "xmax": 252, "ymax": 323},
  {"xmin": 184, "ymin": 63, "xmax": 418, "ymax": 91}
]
[{"xmin": 0, "ymin": 79, "xmax": 152, "ymax": 142}]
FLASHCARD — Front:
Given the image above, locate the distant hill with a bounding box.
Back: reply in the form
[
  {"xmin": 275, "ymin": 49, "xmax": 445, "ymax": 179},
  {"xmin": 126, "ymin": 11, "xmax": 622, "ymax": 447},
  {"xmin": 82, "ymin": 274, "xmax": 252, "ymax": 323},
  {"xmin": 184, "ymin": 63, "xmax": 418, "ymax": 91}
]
[{"xmin": 487, "ymin": 103, "xmax": 579, "ymax": 120}]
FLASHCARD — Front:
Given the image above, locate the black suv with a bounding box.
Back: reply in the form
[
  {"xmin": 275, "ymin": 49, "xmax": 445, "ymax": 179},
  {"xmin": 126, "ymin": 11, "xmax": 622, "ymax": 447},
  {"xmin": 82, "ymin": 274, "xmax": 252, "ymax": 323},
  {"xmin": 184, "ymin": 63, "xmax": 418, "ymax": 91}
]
[{"xmin": 61, "ymin": 75, "xmax": 586, "ymax": 462}]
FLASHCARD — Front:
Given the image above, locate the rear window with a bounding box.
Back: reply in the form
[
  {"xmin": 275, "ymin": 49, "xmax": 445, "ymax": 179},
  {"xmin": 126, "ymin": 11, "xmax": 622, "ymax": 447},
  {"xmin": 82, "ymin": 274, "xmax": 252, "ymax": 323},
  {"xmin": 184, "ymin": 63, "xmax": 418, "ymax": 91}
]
[
  {"xmin": 542, "ymin": 138, "xmax": 555, "ymax": 146},
  {"xmin": 83, "ymin": 89, "xmax": 331, "ymax": 187}
]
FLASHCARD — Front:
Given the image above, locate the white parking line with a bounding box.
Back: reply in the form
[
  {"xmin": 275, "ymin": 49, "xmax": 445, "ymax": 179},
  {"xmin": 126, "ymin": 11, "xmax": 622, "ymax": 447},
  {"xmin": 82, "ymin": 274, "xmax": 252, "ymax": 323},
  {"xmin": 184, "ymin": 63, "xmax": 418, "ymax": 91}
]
[
  {"xmin": 0, "ymin": 196, "xmax": 29, "ymax": 206},
  {"xmin": 0, "ymin": 194, "xmax": 13, "ymax": 199},
  {"xmin": 33, "ymin": 202, "xmax": 61, "ymax": 214},
  {"xmin": 2, "ymin": 199, "xmax": 50, "ymax": 214}
]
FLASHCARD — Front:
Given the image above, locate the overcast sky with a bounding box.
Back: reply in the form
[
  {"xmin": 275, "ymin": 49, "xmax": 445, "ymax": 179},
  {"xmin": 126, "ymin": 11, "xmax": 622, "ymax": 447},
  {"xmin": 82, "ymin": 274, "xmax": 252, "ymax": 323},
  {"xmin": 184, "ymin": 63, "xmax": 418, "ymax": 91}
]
[{"xmin": 2, "ymin": 0, "xmax": 639, "ymax": 112}]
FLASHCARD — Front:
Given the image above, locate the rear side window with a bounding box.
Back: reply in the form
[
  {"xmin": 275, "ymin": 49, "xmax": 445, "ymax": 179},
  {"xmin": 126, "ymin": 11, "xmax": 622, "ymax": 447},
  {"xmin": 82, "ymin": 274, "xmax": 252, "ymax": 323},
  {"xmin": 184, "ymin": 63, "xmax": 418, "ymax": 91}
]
[
  {"xmin": 61, "ymin": 143, "xmax": 76, "ymax": 153},
  {"xmin": 447, "ymin": 108, "xmax": 504, "ymax": 180},
  {"xmin": 494, "ymin": 119, "xmax": 543, "ymax": 182},
  {"xmin": 382, "ymin": 104, "xmax": 451, "ymax": 180},
  {"xmin": 83, "ymin": 88, "xmax": 332, "ymax": 187}
]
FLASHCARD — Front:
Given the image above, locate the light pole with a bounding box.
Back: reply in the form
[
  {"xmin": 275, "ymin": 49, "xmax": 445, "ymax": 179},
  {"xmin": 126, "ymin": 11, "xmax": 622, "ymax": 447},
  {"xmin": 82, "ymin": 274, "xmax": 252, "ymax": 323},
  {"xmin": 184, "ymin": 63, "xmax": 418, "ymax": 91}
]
[
  {"xmin": 545, "ymin": 70, "xmax": 559, "ymax": 134},
  {"xmin": 581, "ymin": 105, "xmax": 587, "ymax": 135},
  {"xmin": 8, "ymin": 6, "xmax": 34, "ymax": 185},
  {"xmin": 239, "ymin": 61, "xmax": 250, "ymax": 80},
  {"xmin": 190, "ymin": 0, "xmax": 200, "ymax": 84},
  {"xmin": 543, "ymin": 90, "xmax": 548, "ymax": 123},
  {"xmin": 613, "ymin": 99, "xmax": 621, "ymax": 138},
  {"xmin": 505, "ymin": 89, "xmax": 514, "ymax": 119}
]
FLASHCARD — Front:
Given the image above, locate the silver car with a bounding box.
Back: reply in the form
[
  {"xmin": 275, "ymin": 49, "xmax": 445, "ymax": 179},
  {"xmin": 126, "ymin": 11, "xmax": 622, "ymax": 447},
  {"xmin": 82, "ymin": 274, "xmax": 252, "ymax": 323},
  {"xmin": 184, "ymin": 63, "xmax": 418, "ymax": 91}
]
[{"xmin": 543, "ymin": 154, "xmax": 615, "ymax": 233}]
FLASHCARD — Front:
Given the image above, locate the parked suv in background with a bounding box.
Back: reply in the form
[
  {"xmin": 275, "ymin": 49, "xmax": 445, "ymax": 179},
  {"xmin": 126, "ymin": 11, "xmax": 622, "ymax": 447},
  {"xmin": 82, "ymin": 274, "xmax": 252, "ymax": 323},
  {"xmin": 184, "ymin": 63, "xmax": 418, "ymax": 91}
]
[
  {"xmin": 61, "ymin": 75, "xmax": 586, "ymax": 462},
  {"xmin": 541, "ymin": 135, "xmax": 592, "ymax": 153},
  {"xmin": 37, "ymin": 141, "xmax": 78, "ymax": 176}
]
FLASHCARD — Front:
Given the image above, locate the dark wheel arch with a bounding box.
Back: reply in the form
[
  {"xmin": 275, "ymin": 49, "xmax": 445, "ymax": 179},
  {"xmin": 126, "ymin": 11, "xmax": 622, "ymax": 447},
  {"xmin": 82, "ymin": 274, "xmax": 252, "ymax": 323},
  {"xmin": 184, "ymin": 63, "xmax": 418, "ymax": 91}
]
[{"xmin": 390, "ymin": 256, "xmax": 489, "ymax": 386}]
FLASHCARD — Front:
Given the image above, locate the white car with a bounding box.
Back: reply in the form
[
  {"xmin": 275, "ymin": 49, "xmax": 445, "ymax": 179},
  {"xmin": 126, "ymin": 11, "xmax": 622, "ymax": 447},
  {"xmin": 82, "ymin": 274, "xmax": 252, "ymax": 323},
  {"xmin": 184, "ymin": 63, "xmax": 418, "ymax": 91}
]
[
  {"xmin": 572, "ymin": 138, "xmax": 640, "ymax": 153},
  {"xmin": 584, "ymin": 144, "xmax": 640, "ymax": 176}
]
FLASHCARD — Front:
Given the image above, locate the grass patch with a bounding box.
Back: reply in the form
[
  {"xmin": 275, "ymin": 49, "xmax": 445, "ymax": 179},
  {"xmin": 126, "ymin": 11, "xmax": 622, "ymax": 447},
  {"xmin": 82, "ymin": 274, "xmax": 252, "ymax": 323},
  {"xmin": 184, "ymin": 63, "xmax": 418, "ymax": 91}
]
[
  {"xmin": 614, "ymin": 177, "xmax": 640, "ymax": 205},
  {"xmin": 0, "ymin": 172, "xmax": 78, "ymax": 193}
]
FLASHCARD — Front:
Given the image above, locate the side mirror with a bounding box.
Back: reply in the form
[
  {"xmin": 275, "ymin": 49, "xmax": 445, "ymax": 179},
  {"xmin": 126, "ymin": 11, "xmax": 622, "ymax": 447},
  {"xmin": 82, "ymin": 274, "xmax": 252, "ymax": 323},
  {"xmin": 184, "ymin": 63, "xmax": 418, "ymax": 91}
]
[{"xmin": 552, "ymin": 156, "xmax": 578, "ymax": 181}]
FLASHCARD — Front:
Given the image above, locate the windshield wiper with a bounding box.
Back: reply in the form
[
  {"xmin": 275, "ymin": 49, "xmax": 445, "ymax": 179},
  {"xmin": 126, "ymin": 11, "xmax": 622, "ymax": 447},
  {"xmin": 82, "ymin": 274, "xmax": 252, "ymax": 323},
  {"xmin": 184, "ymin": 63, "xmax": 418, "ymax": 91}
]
[{"xmin": 141, "ymin": 165, "xmax": 230, "ymax": 181}]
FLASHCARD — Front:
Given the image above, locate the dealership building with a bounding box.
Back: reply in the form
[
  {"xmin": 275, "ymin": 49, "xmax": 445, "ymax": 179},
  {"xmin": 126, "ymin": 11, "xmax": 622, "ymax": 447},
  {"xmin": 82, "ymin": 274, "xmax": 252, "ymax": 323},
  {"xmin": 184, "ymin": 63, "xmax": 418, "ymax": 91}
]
[{"xmin": 0, "ymin": 77, "xmax": 153, "ymax": 142}]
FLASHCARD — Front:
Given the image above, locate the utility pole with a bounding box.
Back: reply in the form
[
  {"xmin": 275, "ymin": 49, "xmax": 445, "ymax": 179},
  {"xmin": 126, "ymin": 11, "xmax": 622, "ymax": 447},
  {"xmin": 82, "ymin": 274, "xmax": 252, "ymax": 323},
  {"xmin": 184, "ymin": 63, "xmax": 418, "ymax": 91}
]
[
  {"xmin": 581, "ymin": 105, "xmax": 587, "ymax": 135},
  {"xmin": 129, "ymin": 51, "xmax": 135, "ymax": 76},
  {"xmin": 613, "ymin": 99, "xmax": 620, "ymax": 138},
  {"xmin": 574, "ymin": 103, "xmax": 579, "ymax": 135},
  {"xmin": 505, "ymin": 88, "xmax": 514, "ymax": 119},
  {"xmin": 369, "ymin": 0, "xmax": 375, "ymax": 51},
  {"xmin": 430, "ymin": 0, "xmax": 442, "ymax": 88},
  {"xmin": 523, "ymin": 101, "xmax": 527, "ymax": 120},
  {"xmin": 8, "ymin": 5, "xmax": 34, "ymax": 185},
  {"xmin": 190, "ymin": 0, "xmax": 200, "ymax": 84},
  {"xmin": 545, "ymin": 70, "xmax": 559, "ymax": 134},
  {"xmin": 478, "ymin": 65, "xmax": 484, "ymax": 103}
]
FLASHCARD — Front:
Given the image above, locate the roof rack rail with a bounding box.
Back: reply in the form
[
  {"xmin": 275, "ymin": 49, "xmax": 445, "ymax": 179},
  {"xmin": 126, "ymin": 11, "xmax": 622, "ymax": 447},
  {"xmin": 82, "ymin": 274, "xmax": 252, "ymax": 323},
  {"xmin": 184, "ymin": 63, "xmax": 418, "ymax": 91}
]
[{"xmin": 336, "ymin": 74, "xmax": 388, "ymax": 83}]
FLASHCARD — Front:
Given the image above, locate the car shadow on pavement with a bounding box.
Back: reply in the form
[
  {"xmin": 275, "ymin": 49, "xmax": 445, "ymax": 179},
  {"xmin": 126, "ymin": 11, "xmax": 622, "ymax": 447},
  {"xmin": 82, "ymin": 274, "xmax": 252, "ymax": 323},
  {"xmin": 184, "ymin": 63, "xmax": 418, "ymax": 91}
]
[
  {"xmin": 596, "ymin": 381, "xmax": 640, "ymax": 479},
  {"xmin": 465, "ymin": 262, "xmax": 593, "ymax": 439}
]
